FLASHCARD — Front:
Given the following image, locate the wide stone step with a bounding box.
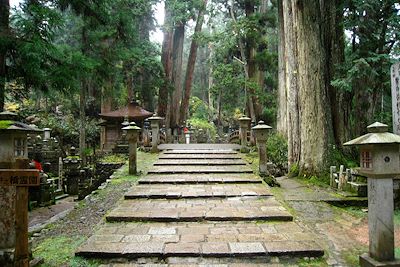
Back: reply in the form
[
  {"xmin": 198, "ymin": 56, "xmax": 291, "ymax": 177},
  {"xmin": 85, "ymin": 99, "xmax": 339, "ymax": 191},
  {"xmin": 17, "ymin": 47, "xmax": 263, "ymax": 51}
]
[
  {"xmin": 106, "ymin": 197, "xmax": 292, "ymax": 222},
  {"xmin": 138, "ymin": 174, "xmax": 262, "ymax": 184},
  {"xmin": 125, "ymin": 184, "xmax": 273, "ymax": 199},
  {"xmin": 148, "ymin": 165, "xmax": 253, "ymax": 174},
  {"xmin": 163, "ymin": 150, "xmax": 238, "ymax": 154},
  {"xmin": 76, "ymin": 222, "xmax": 324, "ymax": 259},
  {"xmin": 154, "ymin": 159, "xmax": 246, "ymax": 166},
  {"xmin": 159, "ymin": 154, "xmax": 242, "ymax": 159}
]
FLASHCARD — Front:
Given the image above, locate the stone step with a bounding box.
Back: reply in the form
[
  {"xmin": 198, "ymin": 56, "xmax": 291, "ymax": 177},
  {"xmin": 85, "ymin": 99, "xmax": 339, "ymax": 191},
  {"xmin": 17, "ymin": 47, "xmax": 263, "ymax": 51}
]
[
  {"xmin": 154, "ymin": 159, "xmax": 246, "ymax": 166},
  {"xmin": 106, "ymin": 197, "xmax": 292, "ymax": 222},
  {"xmin": 138, "ymin": 174, "xmax": 262, "ymax": 184},
  {"xmin": 163, "ymin": 150, "xmax": 238, "ymax": 154},
  {"xmin": 76, "ymin": 222, "xmax": 324, "ymax": 259},
  {"xmin": 159, "ymin": 154, "xmax": 242, "ymax": 159},
  {"xmin": 125, "ymin": 184, "xmax": 273, "ymax": 199},
  {"xmin": 148, "ymin": 165, "xmax": 253, "ymax": 174}
]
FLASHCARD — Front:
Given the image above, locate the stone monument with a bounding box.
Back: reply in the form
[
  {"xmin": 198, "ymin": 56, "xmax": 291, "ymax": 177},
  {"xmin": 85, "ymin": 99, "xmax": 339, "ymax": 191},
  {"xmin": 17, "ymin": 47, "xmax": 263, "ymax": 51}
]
[
  {"xmin": 344, "ymin": 122, "xmax": 400, "ymax": 267},
  {"xmin": 239, "ymin": 115, "xmax": 251, "ymax": 152},
  {"xmin": 148, "ymin": 114, "xmax": 162, "ymax": 152},
  {"xmin": 122, "ymin": 122, "xmax": 141, "ymax": 175},
  {"xmin": 252, "ymin": 121, "xmax": 272, "ymax": 176}
]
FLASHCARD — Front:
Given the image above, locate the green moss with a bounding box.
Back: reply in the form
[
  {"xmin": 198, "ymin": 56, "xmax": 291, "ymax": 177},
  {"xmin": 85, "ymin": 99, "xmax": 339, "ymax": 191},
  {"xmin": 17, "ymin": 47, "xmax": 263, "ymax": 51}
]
[
  {"xmin": 0, "ymin": 120, "xmax": 13, "ymax": 129},
  {"xmin": 298, "ymin": 257, "xmax": 328, "ymax": 267},
  {"xmin": 33, "ymin": 235, "xmax": 100, "ymax": 267},
  {"xmin": 288, "ymin": 163, "xmax": 299, "ymax": 177},
  {"xmin": 99, "ymin": 153, "xmax": 128, "ymax": 164}
]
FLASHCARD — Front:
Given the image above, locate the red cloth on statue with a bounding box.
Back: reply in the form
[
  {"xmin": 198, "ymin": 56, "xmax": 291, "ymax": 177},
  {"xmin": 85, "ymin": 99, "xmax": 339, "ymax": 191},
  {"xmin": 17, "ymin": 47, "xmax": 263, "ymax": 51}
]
[{"xmin": 33, "ymin": 160, "xmax": 43, "ymax": 171}]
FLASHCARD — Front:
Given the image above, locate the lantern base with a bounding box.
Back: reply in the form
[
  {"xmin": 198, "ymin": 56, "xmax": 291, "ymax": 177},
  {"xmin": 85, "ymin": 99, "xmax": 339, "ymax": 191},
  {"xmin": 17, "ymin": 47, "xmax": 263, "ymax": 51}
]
[{"xmin": 360, "ymin": 254, "xmax": 400, "ymax": 267}]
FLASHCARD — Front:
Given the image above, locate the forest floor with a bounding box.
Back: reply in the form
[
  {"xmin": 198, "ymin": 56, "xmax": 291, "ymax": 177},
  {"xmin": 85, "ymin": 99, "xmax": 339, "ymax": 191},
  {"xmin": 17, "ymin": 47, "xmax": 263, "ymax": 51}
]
[{"xmin": 28, "ymin": 151, "xmax": 400, "ymax": 267}]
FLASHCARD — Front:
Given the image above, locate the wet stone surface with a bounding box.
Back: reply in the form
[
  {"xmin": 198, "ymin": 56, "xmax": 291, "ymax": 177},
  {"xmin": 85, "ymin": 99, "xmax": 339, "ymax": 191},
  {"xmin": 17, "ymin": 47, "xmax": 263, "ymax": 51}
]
[{"xmin": 76, "ymin": 148, "xmax": 324, "ymax": 264}]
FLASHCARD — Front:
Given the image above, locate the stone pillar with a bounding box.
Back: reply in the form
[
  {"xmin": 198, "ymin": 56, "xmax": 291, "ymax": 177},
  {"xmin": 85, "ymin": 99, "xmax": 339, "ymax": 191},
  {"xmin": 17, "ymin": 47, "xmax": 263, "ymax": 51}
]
[
  {"xmin": 239, "ymin": 116, "xmax": 251, "ymax": 152},
  {"xmin": 148, "ymin": 115, "xmax": 162, "ymax": 152},
  {"xmin": 367, "ymin": 178, "xmax": 394, "ymax": 261},
  {"xmin": 391, "ymin": 62, "xmax": 400, "ymax": 135},
  {"xmin": 252, "ymin": 121, "xmax": 272, "ymax": 176},
  {"xmin": 123, "ymin": 122, "xmax": 141, "ymax": 175},
  {"xmin": 43, "ymin": 128, "xmax": 51, "ymax": 140}
]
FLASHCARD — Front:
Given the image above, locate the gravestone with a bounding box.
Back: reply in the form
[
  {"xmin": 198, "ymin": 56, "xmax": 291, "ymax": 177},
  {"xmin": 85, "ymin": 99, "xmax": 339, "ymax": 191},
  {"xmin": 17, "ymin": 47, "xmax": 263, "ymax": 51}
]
[{"xmin": 392, "ymin": 62, "xmax": 400, "ymax": 135}]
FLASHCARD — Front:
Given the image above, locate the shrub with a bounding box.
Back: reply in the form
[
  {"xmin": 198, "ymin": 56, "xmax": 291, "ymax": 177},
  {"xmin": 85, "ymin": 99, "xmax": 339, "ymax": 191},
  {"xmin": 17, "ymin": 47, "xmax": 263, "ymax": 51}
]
[{"xmin": 266, "ymin": 133, "xmax": 288, "ymax": 170}]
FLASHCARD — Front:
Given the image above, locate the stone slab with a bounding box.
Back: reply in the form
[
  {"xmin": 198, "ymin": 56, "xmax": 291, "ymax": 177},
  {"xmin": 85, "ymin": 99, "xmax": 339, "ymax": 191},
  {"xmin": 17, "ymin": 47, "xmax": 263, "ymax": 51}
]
[
  {"xmin": 125, "ymin": 184, "xmax": 272, "ymax": 199},
  {"xmin": 158, "ymin": 144, "xmax": 241, "ymax": 151},
  {"xmin": 159, "ymin": 154, "xmax": 242, "ymax": 159},
  {"xmin": 163, "ymin": 149, "xmax": 238, "ymax": 154},
  {"xmin": 106, "ymin": 197, "xmax": 292, "ymax": 222},
  {"xmin": 139, "ymin": 174, "xmax": 262, "ymax": 184},
  {"xmin": 148, "ymin": 166, "xmax": 253, "ymax": 174},
  {"xmin": 76, "ymin": 222, "xmax": 323, "ymax": 259},
  {"xmin": 154, "ymin": 159, "xmax": 246, "ymax": 166}
]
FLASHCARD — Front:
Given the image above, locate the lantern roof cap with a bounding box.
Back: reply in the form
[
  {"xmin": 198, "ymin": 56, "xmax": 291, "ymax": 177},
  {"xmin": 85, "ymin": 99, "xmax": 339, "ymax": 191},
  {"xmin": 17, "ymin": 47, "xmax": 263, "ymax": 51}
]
[
  {"xmin": 148, "ymin": 113, "xmax": 163, "ymax": 121},
  {"xmin": 252, "ymin": 120, "xmax": 272, "ymax": 130},
  {"xmin": 239, "ymin": 115, "xmax": 251, "ymax": 121},
  {"xmin": 344, "ymin": 122, "xmax": 400, "ymax": 146},
  {"xmin": 0, "ymin": 111, "xmax": 42, "ymax": 133},
  {"xmin": 122, "ymin": 121, "xmax": 141, "ymax": 131}
]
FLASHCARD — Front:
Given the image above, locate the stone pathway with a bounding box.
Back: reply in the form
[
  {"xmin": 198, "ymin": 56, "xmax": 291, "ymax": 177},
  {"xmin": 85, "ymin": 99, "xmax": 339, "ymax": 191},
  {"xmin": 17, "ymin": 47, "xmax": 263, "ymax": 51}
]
[{"xmin": 76, "ymin": 149, "xmax": 324, "ymax": 264}]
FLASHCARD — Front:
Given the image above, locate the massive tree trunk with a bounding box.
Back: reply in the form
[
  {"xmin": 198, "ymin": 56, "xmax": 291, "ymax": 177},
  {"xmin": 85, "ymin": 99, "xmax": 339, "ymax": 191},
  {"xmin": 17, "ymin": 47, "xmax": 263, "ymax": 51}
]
[
  {"xmin": 179, "ymin": 0, "xmax": 207, "ymax": 125},
  {"xmin": 295, "ymin": 0, "xmax": 332, "ymax": 174},
  {"xmin": 244, "ymin": 0, "xmax": 262, "ymax": 121},
  {"xmin": 158, "ymin": 2, "xmax": 173, "ymax": 119},
  {"xmin": 0, "ymin": 0, "xmax": 10, "ymax": 112},
  {"xmin": 276, "ymin": 0, "xmax": 287, "ymax": 136},
  {"xmin": 169, "ymin": 23, "xmax": 185, "ymax": 128},
  {"xmin": 229, "ymin": 0, "xmax": 255, "ymax": 122},
  {"xmin": 283, "ymin": 0, "xmax": 300, "ymax": 167},
  {"xmin": 321, "ymin": 0, "xmax": 346, "ymax": 148}
]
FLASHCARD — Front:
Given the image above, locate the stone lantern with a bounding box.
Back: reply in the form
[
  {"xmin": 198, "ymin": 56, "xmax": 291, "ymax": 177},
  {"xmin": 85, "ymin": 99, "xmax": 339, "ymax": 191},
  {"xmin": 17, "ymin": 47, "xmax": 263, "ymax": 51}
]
[
  {"xmin": 344, "ymin": 122, "xmax": 400, "ymax": 267},
  {"xmin": 122, "ymin": 122, "xmax": 141, "ymax": 175},
  {"xmin": 0, "ymin": 111, "xmax": 42, "ymax": 266},
  {"xmin": 148, "ymin": 114, "xmax": 162, "ymax": 152},
  {"xmin": 43, "ymin": 128, "xmax": 51, "ymax": 141},
  {"xmin": 252, "ymin": 121, "xmax": 272, "ymax": 176},
  {"xmin": 239, "ymin": 115, "xmax": 251, "ymax": 152}
]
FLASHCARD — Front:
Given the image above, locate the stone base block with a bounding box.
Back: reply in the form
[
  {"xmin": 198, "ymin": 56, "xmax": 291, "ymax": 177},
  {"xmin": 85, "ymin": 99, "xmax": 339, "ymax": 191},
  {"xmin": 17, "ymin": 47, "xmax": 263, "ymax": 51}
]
[{"xmin": 360, "ymin": 254, "xmax": 400, "ymax": 267}]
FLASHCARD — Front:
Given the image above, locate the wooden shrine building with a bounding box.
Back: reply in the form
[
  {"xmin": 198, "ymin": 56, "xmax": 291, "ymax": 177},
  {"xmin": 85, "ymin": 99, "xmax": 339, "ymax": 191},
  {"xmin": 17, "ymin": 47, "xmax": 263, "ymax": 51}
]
[{"xmin": 99, "ymin": 101, "xmax": 153, "ymax": 152}]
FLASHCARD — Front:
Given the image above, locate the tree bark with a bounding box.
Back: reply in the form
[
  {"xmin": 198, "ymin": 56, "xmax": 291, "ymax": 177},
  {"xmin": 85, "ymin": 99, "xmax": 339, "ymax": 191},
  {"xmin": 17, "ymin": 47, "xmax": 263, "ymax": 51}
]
[
  {"xmin": 277, "ymin": 0, "xmax": 287, "ymax": 136},
  {"xmin": 158, "ymin": 2, "xmax": 173, "ymax": 118},
  {"xmin": 0, "ymin": 0, "xmax": 10, "ymax": 112},
  {"xmin": 170, "ymin": 23, "xmax": 185, "ymax": 127},
  {"xmin": 229, "ymin": 0, "xmax": 255, "ymax": 122},
  {"xmin": 80, "ymin": 27, "xmax": 88, "ymax": 165},
  {"xmin": 283, "ymin": 0, "xmax": 300, "ymax": 167},
  {"xmin": 295, "ymin": 0, "xmax": 332, "ymax": 174},
  {"xmin": 179, "ymin": 0, "xmax": 207, "ymax": 125}
]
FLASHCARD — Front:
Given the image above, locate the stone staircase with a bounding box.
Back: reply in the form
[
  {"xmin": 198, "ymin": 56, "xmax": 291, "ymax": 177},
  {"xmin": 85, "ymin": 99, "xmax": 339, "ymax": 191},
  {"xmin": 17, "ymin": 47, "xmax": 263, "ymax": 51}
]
[{"xmin": 76, "ymin": 148, "xmax": 324, "ymax": 264}]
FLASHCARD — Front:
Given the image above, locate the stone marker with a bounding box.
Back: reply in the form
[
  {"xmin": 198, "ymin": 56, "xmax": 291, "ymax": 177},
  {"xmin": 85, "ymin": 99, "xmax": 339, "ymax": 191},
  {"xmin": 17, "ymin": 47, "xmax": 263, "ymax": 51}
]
[
  {"xmin": 391, "ymin": 62, "xmax": 400, "ymax": 135},
  {"xmin": 122, "ymin": 122, "xmax": 141, "ymax": 175},
  {"xmin": 148, "ymin": 114, "xmax": 162, "ymax": 152},
  {"xmin": 252, "ymin": 121, "xmax": 272, "ymax": 176},
  {"xmin": 239, "ymin": 116, "xmax": 251, "ymax": 152},
  {"xmin": 0, "ymin": 111, "xmax": 41, "ymax": 267},
  {"xmin": 344, "ymin": 122, "xmax": 400, "ymax": 267},
  {"xmin": 43, "ymin": 128, "xmax": 51, "ymax": 141}
]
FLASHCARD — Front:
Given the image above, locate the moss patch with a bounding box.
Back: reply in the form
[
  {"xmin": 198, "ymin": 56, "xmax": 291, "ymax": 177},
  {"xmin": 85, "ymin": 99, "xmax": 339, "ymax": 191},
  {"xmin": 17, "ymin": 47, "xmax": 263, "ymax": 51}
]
[
  {"xmin": 33, "ymin": 235, "xmax": 100, "ymax": 267},
  {"xmin": 0, "ymin": 120, "xmax": 13, "ymax": 129}
]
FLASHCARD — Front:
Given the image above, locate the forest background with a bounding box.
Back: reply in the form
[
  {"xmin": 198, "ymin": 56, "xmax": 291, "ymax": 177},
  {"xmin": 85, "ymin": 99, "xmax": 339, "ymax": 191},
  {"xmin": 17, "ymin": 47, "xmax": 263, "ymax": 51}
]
[{"xmin": 0, "ymin": 0, "xmax": 399, "ymax": 177}]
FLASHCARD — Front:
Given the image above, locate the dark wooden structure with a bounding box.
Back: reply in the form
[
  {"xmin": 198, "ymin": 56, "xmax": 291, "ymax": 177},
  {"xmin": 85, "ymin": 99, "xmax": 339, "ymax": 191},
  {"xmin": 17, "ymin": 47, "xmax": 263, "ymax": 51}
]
[{"xmin": 99, "ymin": 101, "xmax": 153, "ymax": 152}]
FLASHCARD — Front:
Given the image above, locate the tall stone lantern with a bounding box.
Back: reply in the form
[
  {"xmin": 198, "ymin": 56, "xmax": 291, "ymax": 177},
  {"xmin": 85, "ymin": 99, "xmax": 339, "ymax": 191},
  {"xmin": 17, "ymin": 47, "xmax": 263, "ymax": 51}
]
[
  {"xmin": 148, "ymin": 114, "xmax": 162, "ymax": 152},
  {"xmin": 0, "ymin": 111, "xmax": 42, "ymax": 266},
  {"xmin": 252, "ymin": 121, "xmax": 272, "ymax": 176},
  {"xmin": 239, "ymin": 116, "xmax": 251, "ymax": 152},
  {"xmin": 344, "ymin": 122, "xmax": 400, "ymax": 267},
  {"xmin": 122, "ymin": 122, "xmax": 141, "ymax": 175}
]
